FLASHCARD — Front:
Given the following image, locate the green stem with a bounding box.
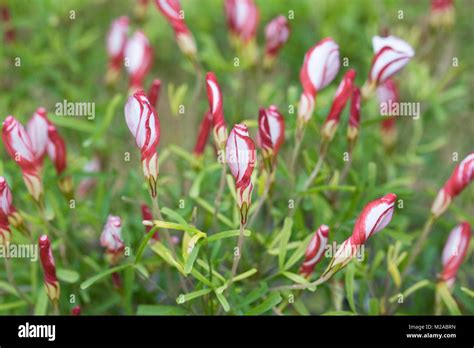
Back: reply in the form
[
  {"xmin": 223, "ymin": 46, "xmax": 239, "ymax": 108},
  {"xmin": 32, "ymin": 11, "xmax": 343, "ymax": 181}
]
[{"xmin": 3, "ymin": 257, "xmax": 34, "ymax": 307}]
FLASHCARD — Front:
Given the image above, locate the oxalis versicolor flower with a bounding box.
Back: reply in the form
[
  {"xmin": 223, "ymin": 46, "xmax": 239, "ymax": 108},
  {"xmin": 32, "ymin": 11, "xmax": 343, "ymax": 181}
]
[
  {"xmin": 0, "ymin": 176, "xmax": 24, "ymax": 244},
  {"xmin": 100, "ymin": 215, "xmax": 125, "ymax": 265},
  {"xmin": 431, "ymin": 153, "xmax": 474, "ymax": 218},
  {"xmin": 124, "ymin": 91, "xmax": 161, "ymax": 197},
  {"xmin": 27, "ymin": 107, "xmax": 49, "ymax": 164},
  {"xmin": 224, "ymin": 0, "xmax": 259, "ymax": 46},
  {"xmin": 347, "ymin": 86, "xmax": 361, "ymax": 145},
  {"xmin": 125, "ymin": 30, "xmax": 153, "ymax": 91},
  {"xmin": 147, "ymin": 78, "xmax": 161, "ymax": 110},
  {"xmin": 377, "ymin": 78, "xmax": 399, "ymax": 149},
  {"xmin": 155, "ymin": 0, "xmax": 197, "ymax": 59},
  {"xmin": 298, "ymin": 37, "xmax": 340, "ymax": 125},
  {"xmin": 226, "ymin": 124, "xmax": 256, "ymax": 225},
  {"xmin": 193, "ymin": 111, "xmax": 212, "ymax": 159},
  {"xmin": 2, "ymin": 115, "xmax": 43, "ymax": 202},
  {"xmin": 258, "ymin": 105, "xmax": 285, "ymax": 170},
  {"xmin": 439, "ymin": 222, "xmax": 471, "ymax": 288},
  {"xmin": 105, "ymin": 16, "xmax": 129, "ymax": 85},
  {"xmin": 321, "ymin": 69, "xmax": 356, "ymax": 142},
  {"xmin": 362, "ymin": 35, "xmax": 414, "ymax": 98},
  {"xmin": 263, "ymin": 15, "xmax": 290, "ymax": 69},
  {"xmin": 299, "ymin": 225, "xmax": 330, "ymax": 278},
  {"xmin": 205, "ymin": 72, "xmax": 228, "ymax": 151},
  {"xmin": 39, "ymin": 235, "xmax": 60, "ymax": 302},
  {"xmin": 324, "ymin": 193, "xmax": 397, "ymax": 275},
  {"xmin": 430, "ymin": 0, "xmax": 455, "ymax": 28},
  {"xmin": 47, "ymin": 124, "xmax": 73, "ymax": 199}
]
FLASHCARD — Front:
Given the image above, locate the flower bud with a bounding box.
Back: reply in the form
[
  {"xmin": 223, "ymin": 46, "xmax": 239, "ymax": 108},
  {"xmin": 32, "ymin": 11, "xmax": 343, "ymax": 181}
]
[
  {"xmin": 2, "ymin": 116, "xmax": 43, "ymax": 202},
  {"xmin": 124, "ymin": 91, "xmax": 160, "ymax": 197},
  {"xmin": 39, "ymin": 235, "xmax": 60, "ymax": 302},
  {"xmin": 258, "ymin": 105, "xmax": 285, "ymax": 169},
  {"xmin": 147, "ymin": 79, "xmax": 161, "ymax": 110},
  {"xmin": 326, "ymin": 194, "xmax": 397, "ymax": 274},
  {"xmin": 193, "ymin": 111, "xmax": 213, "ymax": 158},
  {"xmin": 1, "ymin": 5, "xmax": 15, "ymax": 43},
  {"xmin": 299, "ymin": 225, "xmax": 330, "ymax": 278},
  {"xmin": 141, "ymin": 203, "xmax": 159, "ymax": 241},
  {"xmin": 155, "ymin": 0, "xmax": 197, "ymax": 59},
  {"xmin": 363, "ymin": 35, "xmax": 414, "ymax": 96},
  {"xmin": 0, "ymin": 176, "xmax": 19, "ymax": 244},
  {"xmin": 430, "ymin": 0, "xmax": 455, "ymax": 28},
  {"xmin": 205, "ymin": 72, "xmax": 228, "ymax": 150},
  {"xmin": 298, "ymin": 38, "xmax": 340, "ymax": 123},
  {"xmin": 26, "ymin": 107, "xmax": 49, "ymax": 164},
  {"xmin": 431, "ymin": 153, "xmax": 474, "ymax": 217},
  {"xmin": 347, "ymin": 87, "xmax": 361, "ymax": 144},
  {"xmin": 100, "ymin": 215, "xmax": 125, "ymax": 265},
  {"xmin": 440, "ymin": 222, "xmax": 471, "ymax": 288},
  {"xmin": 71, "ymin": 305, "xmax": 81, "ymax": 316},
  {"xmin": 321, "ymin": 69, "xmax": 356, "ymax": 142},
  {"xmin": 263, "ymin": 15, "xmax": 290, "ymax": 69},
  {"xmin": 377, "ymin": 78, "xmax": 399, "ymax": 149},
  {"xmin": 124, "ymin": 30, "xmax": 153, "ymax": 91},
  {"xmin": 224, "ymin": 0, "xmax": 259, "ymax": 45},
  {"xmin": 105, "ymin": 16, "xmax": 129, "ymax": 85},
  {"xmin": 226, "ymin": 124, "xmax": 256, "ymax": 225},
  {"xmin": 47, "ymin": 124, "xmax": 73, "ymax": 199}
]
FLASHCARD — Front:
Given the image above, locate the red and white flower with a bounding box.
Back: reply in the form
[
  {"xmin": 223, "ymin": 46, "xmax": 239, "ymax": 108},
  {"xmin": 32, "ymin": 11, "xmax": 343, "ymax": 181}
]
[
  {"xmin": 155, "ymin": 0, "xmax": 197, "ymax": 58},
  {"xmin": 39, "ymin": 235, "xmax": 60, "ymax": 302},
  {"xmin": 431, "ymin": 153, "xmax": 474, "ymax": 217},
  {"xmin": 363, "ymin": 35, "xmax": 414, "ymax": 96},
  {"xmin": 124, "ymin": 91, "xmax": 160, "ymax": 197},
  {"xmin": 2, "ymin": 116, "xmax": 43, "ymax": 202},
  {"xmin": 125, "ymin": 30, "xmax": 153, "ymax": 91},
  {"xmin": 147, "ymin": 79, "xmax": 161, "ymax": 110},
  {"xmin": 321, "ymin": 69, "xmax": 356, "ymax": 141},
  {"xmin": 263, "ymin": 15, "xmax": 290, "ymax": 68},
  {"xmin": 377, "ymin": 78, "xmax": 399, "ymax": 148},
  {"xmin": 141, "ymin": 203, "xmax": 159, "ymax": 241},
  {"xmin": 224, "ymin": 0, "xmax": 259, "ymax": 45},
  {"xmin": 205, "ymin": 72, "xmax": 228, "ymax": 150},
  {"xmin": 100, "ymin": 215, "xmax": 125, "ymax": 265},
  {"xmin": 430, "ymin": 0, "xmax": 455, "ymax": 28},
  {"xmin": 440, "ymin": 222, "xmax": 471, "ymax": 287},
  {"xmin": 258, "ymin": 105, "xmax": 285, "ymax": 166},
  {"xmin": 347, "ymin": 86, "xmax": 361, "ymax": 144},
  {"xmin": 226, "ymin": 124, "xmax": 256, "ymax": 224},
  {"xmin": 327, "ymin": 193, "xmax": 397, "ymax": 272},
  {"xmin": 106, "ymin": 16, "xmax": 129, "ymax": 84},
  {"xmin": 193, "ymin": 111, "xmax": 213, "ymax": 158},
  {"xmin": 47, "ymin": 124, "xmax": 73, "ymax": 198},
  {"xmin": 300, "ymin": 225, "xmax": 330, "ymax": 278},
  {"xmin": 26, "ymin": 107, "xmax": 49, "ymax": 163},
  {"xmin": 0, "ymin": 177, "xmax": 14, "ymax": 245},
  {"xmin": 298, "ymin": 38, "xmax": 340, "ymax": 123}
]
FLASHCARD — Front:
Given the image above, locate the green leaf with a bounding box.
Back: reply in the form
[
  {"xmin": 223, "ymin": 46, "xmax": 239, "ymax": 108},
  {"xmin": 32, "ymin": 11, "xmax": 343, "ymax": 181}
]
[
  {"xmin": 245, "ymin": 293, "xmax": 282, "ymax": 315},
  {"xmin": 278, "ymin": 218, "xmax": 293, "ymax": 271},
  {"xmin": 135, "ymin": 226, "xmax": 160, "ymax": 264},
  {"xmin": 282, "ymin": 271, "xmax": 316, "ymax": 291},
  {"xmin": 184, "ymin": 243, "xmax": 200, "ymax": 275},
  {"xmin": 57, "ymin": 268, "xmax": 80, "ymax": 283},
  {"xmin": 160, "ymin": 206, "xmax": 188, "ymax": 226},
  {"xmin": 284, "ymin": 234, "xmax": 313, "ymax": 270},
  {"xmin": 176, "ymin": 288, "xmax": 212, "ymax": 304},
  {"xmin": 460, "ymin": 287, "xmax": 474, "ymax": 298},
  {"xmin": 151, "ymin": 220, "xmax": 204, "ymax": 236},
  {"xmin": 233, "ymin": 268, "xmax": 258, "ymax": 282},
  {"xmin": 150, "ymin": 242, "xmax": 185, "ymax": 274},
  {"xmin": 215, "ymin": 291, "xmax": 230, "ymax": 312},
  {"xmin": 322, "ymin": 310, "xmax": 356, "ymax": 316},
  {"xmin": 80, "ymin": 263, "xmax": 133, "ymax": 290},
  {"xmin": 368, "ymin": 298, "xmax": 379, "ymax": 315},
  {"xmin": 0, "ymin": 280, "xmax": 17, "ymax": 295},
  {"xmin": 0, "ymin": 300, "xmax": 28, "ymax": 312},
  {"xmin": 389, "ymin": 280, "xmax": 430, "ymax": 303},
  {"xmin": 207, "ymin": 229, "xmax": 251, "ymax": 243},
  {"xmin": 345, "ymin": 262, "xmax": 356, "ymax": 313},
  {"xmin": 192, "ymin": 197, "xmax": 234, "ymax": 228},
  {"xmin": 136, "ymin": 304, "xmax": 188, "ymax": 315}
]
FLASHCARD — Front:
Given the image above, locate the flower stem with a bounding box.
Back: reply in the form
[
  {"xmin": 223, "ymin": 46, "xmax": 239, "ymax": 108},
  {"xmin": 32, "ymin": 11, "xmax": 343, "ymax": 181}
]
[
  {"xmin": 247, "ymin": 169, "xmax": 274, "ymax": 228},
  {"xmin": 3, "ymin": 257, "xmax": 34, "ymax": 307},
  {"xmin": 228, "ymin": 221, "xmax": 246, "ymax": 288},
  {"xmin": 270, "ymin": 267, "xmax": 335, "ymax": 292},
  {"xmin": 401, "ymin": 214, "xmax": 436, "ymax": 278}
]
